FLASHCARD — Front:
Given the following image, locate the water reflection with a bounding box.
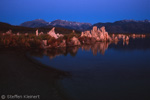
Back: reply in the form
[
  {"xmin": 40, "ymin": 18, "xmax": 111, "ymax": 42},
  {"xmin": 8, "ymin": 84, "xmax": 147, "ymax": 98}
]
[
  {"xmin": 30, "ymin": 42, "xmax": 112, "ymax": 58},
  {"xmin": 30, "ymin": 38, "xmax": 150, "ymax": 59},
  {"xmin": 92, "ymin": 42, "xmax": 111, "ymax": 55},
  {"xmin": 30, "ymin": 46, "xmax": 80, "ymax": 59},
  {"xmin": 81, "ymin": 42, "xmax": 111, "ymax": 55},
  {"xmin": 123, "ymin": 40, "xmax": 129, "ymax": 45},
  {"xmin": 30, "ymin": 37, "xmax": 150, "ymax": 100},
  {"xmin": 109, "ymin": 38, "xmax": 150, "ymax": 50}
]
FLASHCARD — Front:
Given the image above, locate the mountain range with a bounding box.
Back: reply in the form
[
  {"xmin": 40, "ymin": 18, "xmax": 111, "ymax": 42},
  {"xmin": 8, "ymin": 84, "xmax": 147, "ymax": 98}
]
[
  {"xmin": 91, "ymin": 20, "xmax": 150, "ymax": 34},
  {"xmin": 20, "ymin": 19, "xmax": 150, "ymax": 34},
  {"xmin": 20, "ymin": 19, "xmax": 92, "ymax": 31},
  {"xmin": 0, "ymin": 22, "xmax": 81, "ymax": 34},
  {"xmin": 20, "ymin": 19, "xmax": 50, "ymax": 28},
  {"xmin": 0, "ymin": 19, "xmax": 150, "ymax": 34}
]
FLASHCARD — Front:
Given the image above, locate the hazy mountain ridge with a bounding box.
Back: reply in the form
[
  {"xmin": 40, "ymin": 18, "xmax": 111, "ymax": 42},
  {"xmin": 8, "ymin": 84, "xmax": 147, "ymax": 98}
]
[
  {"xmin": 20, "ymin": 19, "xmax": 92, "ymax": 31},
  {"xmin": 20, "ymin": 19, "xmax": 150, "ymax": 34},
  {"xmin": 20, "ymin": 19, "xmax": 50, "ymax": 28},
  {"xmin": 91, "ymin": 20, "xmax": 150, "ymax": 34}
]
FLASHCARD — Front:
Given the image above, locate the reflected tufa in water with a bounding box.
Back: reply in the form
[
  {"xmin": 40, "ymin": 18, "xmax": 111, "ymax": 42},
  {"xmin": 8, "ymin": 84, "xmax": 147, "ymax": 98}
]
[
  {"xmin": 29, "ymin": 37, "xmax": 150, "ymax": 59},
  {"xmin": 123, "ymin": 40, "xmax": 130, "ymax": 46},
  {"xmin": 29, "ymin": 42, "xmax": 112, "ymax": 59},
  {"xmin": 81, "ymin": 42, "xmax": 111, "ymax": 55},
  {"xmin": 92, "ymin": 42, "xmax": 111, "ymax": 55}
]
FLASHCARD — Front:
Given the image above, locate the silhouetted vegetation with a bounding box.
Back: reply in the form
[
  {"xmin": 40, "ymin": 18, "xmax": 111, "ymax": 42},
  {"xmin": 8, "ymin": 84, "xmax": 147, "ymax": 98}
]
[
  {"xmin": 0, "ymin": 32, "xmax": 80, "ymax": 49},
  {"xmin": 0, "ymin": 34, "xmax": 42, "ymax": 49}
]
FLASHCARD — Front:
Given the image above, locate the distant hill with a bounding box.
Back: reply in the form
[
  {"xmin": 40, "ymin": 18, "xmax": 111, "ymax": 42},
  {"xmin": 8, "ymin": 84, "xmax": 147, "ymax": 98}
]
[
  {"xmin": 90, "ymin": 20, "xmax": 150, "ymax": 34},
  {"xmin": 20, "ymin": 19, "xmax": 50, "ymax": 28},
  {"xmin": 20, "ymin": 19, "xmax": 92, "ymax": 31},
  {"xmin": 0, "ymin": 22, "xmax": 81, "ymax": 34},
  {"xmin": 0, "ymin": 22, "xmax": 36, "ymax": 34}
]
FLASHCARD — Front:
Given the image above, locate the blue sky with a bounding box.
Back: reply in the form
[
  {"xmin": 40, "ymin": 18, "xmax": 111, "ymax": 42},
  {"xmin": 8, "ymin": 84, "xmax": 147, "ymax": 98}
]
[{"xmin": 0, "ymin": 0, "xmax": 150, "ymax": 25}]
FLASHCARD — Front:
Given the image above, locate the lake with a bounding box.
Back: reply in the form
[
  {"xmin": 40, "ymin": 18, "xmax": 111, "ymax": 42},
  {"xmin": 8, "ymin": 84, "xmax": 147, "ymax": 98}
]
[{"xmin": 31, "ymin": 38, "xmax": 150, "ymax": 100}]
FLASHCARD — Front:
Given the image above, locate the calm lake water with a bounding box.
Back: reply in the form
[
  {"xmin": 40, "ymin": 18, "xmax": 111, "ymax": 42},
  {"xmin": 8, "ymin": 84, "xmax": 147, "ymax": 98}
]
[{"xmin": 31, "ymin": 38, "xmax": 150, "ymax": 100}]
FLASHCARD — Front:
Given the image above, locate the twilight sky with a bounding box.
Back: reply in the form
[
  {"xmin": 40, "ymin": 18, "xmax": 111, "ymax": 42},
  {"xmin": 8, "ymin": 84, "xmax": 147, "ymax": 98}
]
[{"xmin": 0, "ymin": 0, "xmax": 150, "ymax": 25}]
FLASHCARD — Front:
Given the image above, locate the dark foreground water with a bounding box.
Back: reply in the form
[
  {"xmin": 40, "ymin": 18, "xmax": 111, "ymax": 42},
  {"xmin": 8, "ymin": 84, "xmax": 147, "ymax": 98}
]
[{"xmin": 31, "ymin": 38, "xmax": 150, "ymax": 100}]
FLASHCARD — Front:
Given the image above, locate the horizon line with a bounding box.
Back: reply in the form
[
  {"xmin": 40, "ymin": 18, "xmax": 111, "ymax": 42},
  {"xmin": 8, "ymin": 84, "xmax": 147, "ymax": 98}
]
[{"xmin": 1, "ymin": 18, "xmax": 150, "ymax": 26}]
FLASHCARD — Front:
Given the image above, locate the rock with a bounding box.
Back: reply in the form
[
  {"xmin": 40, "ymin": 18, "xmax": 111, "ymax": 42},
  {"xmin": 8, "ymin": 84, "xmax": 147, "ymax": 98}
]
[
  {"xmin": 17, "ymin": 32, "xmax": 20, "ymax": 36},
  {"xmin": 52, "ymin": 41, "xmax": 58, "ymax": 47},
  {"xmin": 56, "ymin": 33, "xmax": 60, "ymax": 37},
  {"xmin": 126, "ymin": 36, "xmax": 129, "ymax": 41},
  {"xmin": 56, "ymin": 33, "xmax": 64, "ymax": 38},
  {"xmin": 99, "ymin": 26, "xmax": 111, "ymax": 41},
  {"xmin": 114, "ymin": 37, "xmax": 119, "ymax": 41},
  {"xmin": 93, "ymin": 26, "xmax": 98, "ymax": 31},
  {"xmin": 100, "ymin": 26, "xmax": 105, "ymax": 33},
  {"xmin": 47, "ymin": 27, "xmax": 63, "ymax": 39},
  {"xmin": 96, "ymin": 37, "xmax": 100, "ymax": 41},
  {"xmin": 59, "ymin": 40, "xmax": 66, "ymax": 47},
  {"xmin": 132, "ymin": 34, "xmax": 136, "ymax": 39},
  {"xmin": 141, "ymin": 34, "xmax": 146, "ymax": 38},
  {"xmin": 99, "ymin": 33, "xmax": 105, "ymax": 41},
  {"xmin": 72, "ymin": 30, "xmax": 75, "ymax": 33},
  {"xmin": 86, "ymin": 31, "xmax": 92, "ymax": 38},
  {"xmin": 91, "ymin": 38, "xmax": 96, "ymax": 44},
  {"xmin": 81, "ymin": 32, "xmax": 84, "ymax": 37},
  {"xmin": 47, "ymin": 27, "xmax": 58, "ymax": 39},
  {"xmin": 91, "ymin": 26, "xmax": 98, "ymax": 38},
  {"xmin": 118, "ymin": 34, "xmax": 122, "ymax": 39},
  {"xmin": 42, "ymin": 40, "xmax": 47, "ymax": 46},
  {"xmin": 36, "ymin": 29, "xmax": 38, "ymax": 36},
  {"xmin": 112, "ymin": 34, "xmax": 115, "ymax": 38},
  {"xmin": 6, "ymin": 30, "xmax": 12, "ymax": 35},
  {"xmin": 39, "ymin": 32, "xmax": 44, "ymax": 35},
  {"xmin": 107, "ymin": 35, "xmax": 112, "ymax": 41},
  {"xmin": 122, "ymin": 35, "xmax": 125, "ymax": 39},
  {"xmin": 25, "ymin": 33, "xmax": 28, "ymax": 36},
  {"xmin": 81, "ymin": 31, "xmax": 92, "ymax": 38},
  {"xmin": 71, "ymin": 36, "xmax": 81, "ymax": 46},
  {"xmin": 81, "ymin": 26, "xmax": 112, "ymax": 42},
  {"xmin": 85, "ymin": 38, "xmax": 91, "ymax": 44},
  {"xmin": 59, "ymin": 34, "xmax": 64, "ymax": 37}
]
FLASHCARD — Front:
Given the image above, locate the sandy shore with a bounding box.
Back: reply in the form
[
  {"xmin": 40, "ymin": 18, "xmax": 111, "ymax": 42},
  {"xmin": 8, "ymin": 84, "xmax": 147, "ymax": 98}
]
[{"xmin": 0, "ymin": 48, "xmax": 69, "ymax": 100}]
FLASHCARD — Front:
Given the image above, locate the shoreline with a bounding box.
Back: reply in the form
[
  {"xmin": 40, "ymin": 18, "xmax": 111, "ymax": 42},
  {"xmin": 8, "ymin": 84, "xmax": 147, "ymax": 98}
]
[{"xmin": 0, "ymin": 49, "xmax": 70, "ymax": 100}]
